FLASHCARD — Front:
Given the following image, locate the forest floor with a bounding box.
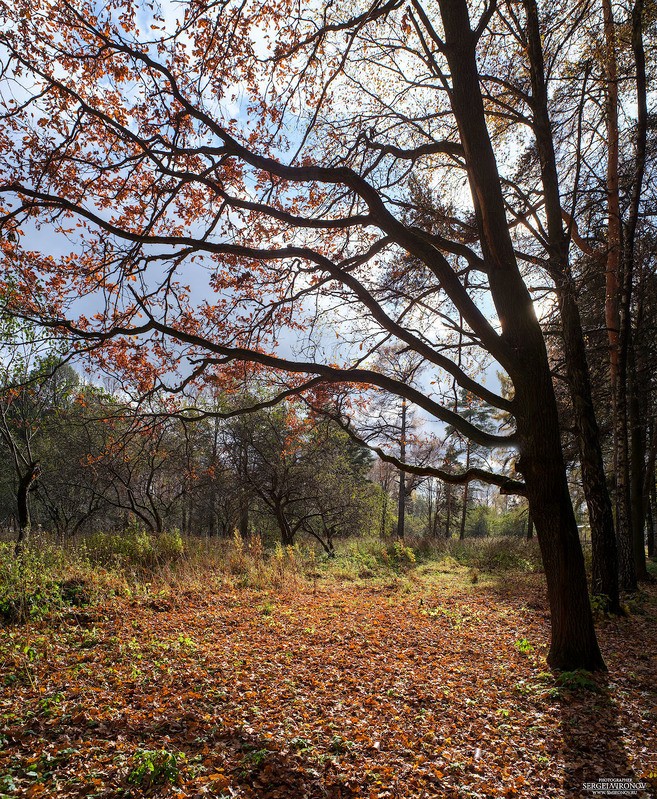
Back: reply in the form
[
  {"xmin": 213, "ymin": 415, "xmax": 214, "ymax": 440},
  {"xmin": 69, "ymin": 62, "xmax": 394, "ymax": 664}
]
[{"xmin": 1, "ymin": 568, "xmax": 657, "ymax": 799}]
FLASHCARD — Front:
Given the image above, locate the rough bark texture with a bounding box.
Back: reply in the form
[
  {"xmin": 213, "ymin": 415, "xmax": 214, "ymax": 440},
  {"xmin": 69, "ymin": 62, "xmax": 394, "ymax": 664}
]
[
  {"xmin": 524, "ymin": 0, "xmax": 619, "ymax": 612},
  {"xmin": 602, "ymin": 0, "xmax": 621, "ymax": 391},
  {"xmin": 437, "ymin": 0, "xmax": 604, "ymax": 670}
]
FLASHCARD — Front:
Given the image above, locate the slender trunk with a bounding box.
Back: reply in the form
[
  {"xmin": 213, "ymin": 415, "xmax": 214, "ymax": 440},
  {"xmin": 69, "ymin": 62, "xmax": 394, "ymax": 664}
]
[
  {"xmin": 445, "ymin": 484, "xmax": 452, "ymax": 538},
  {"xmin": 432, "ymin": 483, "xmax": 441, "ymax": 537},
  {"xmin": 239, "ymin": 487, "xmax": 249, "ymax": 539},
  {"xmin": 602, "ymin": 0, "xmax": 621, "ymax": 393},
  {"xmin": 459, "ymin": 443, "xmax": 471, "ymax": 540},
  {"xmin": 616, "ymin": 367, "xmax": 636, "ymax": 590},
  {"xmin": 621, "ymin": 0, "xmax": 649, "ymax": 585},
  {"xmin": 524, "ymin": 0, "xmax": 619, "ymax": 612},
  {"xmin": 629, "ymin": 339, "xmax": 649, "ymax": 579},
  {"xmin": 437, "ymin": 0, "xmax": 604, "ymax": 669},
  {"xmin": 601, "ymin": 0, "xmax": 633, "ymax": 589},
  {"xmin": 527, "ymin": 511, "xmax": 534, "ymax": 541},
  {"xmin": 647, "ymin": 485, "xmax": 655, "ymax": 558},
  {"xmin": 397, "ymin": 398, "xmax": 407, "ymax": 539},
  {"xmin": 380, "ymin": 485, "xmax": 388, "ymax": 538},
  {"xmin": 562, "ymin": 294, "xmax": 620, "ymax": 607}
]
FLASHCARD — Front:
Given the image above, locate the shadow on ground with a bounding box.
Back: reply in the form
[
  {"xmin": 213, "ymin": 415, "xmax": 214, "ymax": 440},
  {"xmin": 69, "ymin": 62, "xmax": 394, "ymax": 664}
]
[{"xmin": 558, "ymin": 675, "xmax": 656, "ymax": 799}]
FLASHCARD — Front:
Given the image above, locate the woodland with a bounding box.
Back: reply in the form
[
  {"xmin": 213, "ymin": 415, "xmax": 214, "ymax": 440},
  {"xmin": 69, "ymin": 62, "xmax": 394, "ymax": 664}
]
[{"xmin": 0, "ymin": 0, "xmax": 657, "ymax": 796}]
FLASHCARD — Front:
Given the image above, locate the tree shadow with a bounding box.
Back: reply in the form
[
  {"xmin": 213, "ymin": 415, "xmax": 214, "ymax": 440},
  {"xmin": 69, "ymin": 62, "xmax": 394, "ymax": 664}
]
[{"xmin": 557, "ymin": 675, "xmax": 656, "ymax": 798}]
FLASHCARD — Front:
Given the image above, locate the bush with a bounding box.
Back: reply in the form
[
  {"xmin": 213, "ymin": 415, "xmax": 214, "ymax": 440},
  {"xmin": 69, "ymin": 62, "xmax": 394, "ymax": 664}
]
[
  {"xmin": 84, "ymin": 527, "xmax": 184, "ymax": 570},
  {"xmin": 0, "ymin": 541, "xmax": 64, "ymax": 623},
  {"xmin": 386, "ymin": 540, "xmax": 417, "ymax": 570},
  {"xmin": 0, "ymin": 539, "xmax": 100, "ymax": 623},
  {"xmin": 127, "ymin": 749, "xmax": 182, "ymax": 789},
  {"xmin": 409, "ymin": 536, "xmax": 543, "ymax": 574},
  {"xmin": 450, "ymin": 538, "xmax": 543, "ymax": 573}
]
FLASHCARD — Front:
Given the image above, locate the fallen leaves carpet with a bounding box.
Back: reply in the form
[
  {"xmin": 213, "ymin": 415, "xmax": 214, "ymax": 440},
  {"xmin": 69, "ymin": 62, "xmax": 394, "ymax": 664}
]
[{"xmin": 1, "ymin": 576, "xmax": 656, "ymax": 798}]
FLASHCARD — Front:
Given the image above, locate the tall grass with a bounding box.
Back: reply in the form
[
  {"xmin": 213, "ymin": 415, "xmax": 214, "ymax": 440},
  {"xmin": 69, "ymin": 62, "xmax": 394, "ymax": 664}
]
[{"xmin": 0, "ymin": 528, "xmax": 545, "ymax": 624}]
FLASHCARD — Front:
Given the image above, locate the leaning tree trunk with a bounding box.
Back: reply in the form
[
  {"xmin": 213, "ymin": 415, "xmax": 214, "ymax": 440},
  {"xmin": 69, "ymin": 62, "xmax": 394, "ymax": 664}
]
[
  {"xmin": 14, "ymin": 461, "xmax": 42, "ymax": 556},
  {"xmin": 438, "ymin": 0, "xmax": 604, "ymax": 670}
]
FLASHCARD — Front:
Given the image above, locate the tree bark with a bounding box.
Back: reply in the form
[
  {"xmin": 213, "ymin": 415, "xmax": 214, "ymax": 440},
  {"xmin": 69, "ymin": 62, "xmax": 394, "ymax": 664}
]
[
  {"xmin": 275, "ymin": 506, "xmax": 295, "ymax": 547},
  {"xmin": 14, "ymin": 460, "xmax": 41, "ymax": 555},
  {"xmin": 444, "ymin": 483, "xmax": 452, "ymax": 538},
  {"xmin": 602, "ymin": 0, "xmax": 622, "ymax": 393},
  {"xmin": 438, "ymin": 0, "xmax": 605, "ymax": 670},
  {"xmin": 647, "ymin": 485, "xmax": 655, "ymax": 559},
  {"xmin": 621, "ymin": 0, "xmax": 649, "ymax": 584},
  {"xmin": 459, "ymin": 442, "xmax": 471, "ymax": 540},
  {"xmin": 397, "ymin": 397, "xmax": 407, "ymax": 539},
  {"xmin": 629, "ymin": 342, "xmax": 650, "ymax": 579},
  {"xmin": 524, "ymin": 0, "xmax": 620, "ymax": 612}
]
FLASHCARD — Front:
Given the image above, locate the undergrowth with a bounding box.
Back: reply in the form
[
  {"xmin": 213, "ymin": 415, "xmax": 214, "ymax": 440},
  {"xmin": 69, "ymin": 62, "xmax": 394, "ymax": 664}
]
[{"xmin": 0, "ymin": 529, "xmax": 548, "ymax": 624}]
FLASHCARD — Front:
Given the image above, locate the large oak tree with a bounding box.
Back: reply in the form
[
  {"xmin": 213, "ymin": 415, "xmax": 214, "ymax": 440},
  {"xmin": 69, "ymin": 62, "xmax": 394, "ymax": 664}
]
[{"xmin": 0, "ymin": 0, "xmax": 607, "ymax": 668}]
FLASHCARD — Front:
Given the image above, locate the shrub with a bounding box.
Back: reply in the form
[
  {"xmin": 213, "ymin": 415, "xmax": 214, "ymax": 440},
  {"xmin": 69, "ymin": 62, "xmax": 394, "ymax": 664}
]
[
  {"xmin": 450, "ymin": 538, "xmax": 543, "ymax": 573},
  {"xmin": 0, "ymin": 541, "xmax": 65, "ymax": 623},
  {"xmin": 154, "ymin": 529, "xmax": 184, "ymax": 563},
  {"xmin": 84, "ymin": 527, "xmax": 184, "ymax": 570},
  {"xmin": 127, "ymin": 749, "xmax": 182, "ymax": 789},
  {"xmin": 386, "ymin": 540, "xmax": 417, "ymax": 571}
]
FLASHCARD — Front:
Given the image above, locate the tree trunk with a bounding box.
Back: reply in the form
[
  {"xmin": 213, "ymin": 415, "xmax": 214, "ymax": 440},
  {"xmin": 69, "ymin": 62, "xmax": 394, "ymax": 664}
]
[
  {"xmin": 602, "ymin": 0, "xmax": 622, "ymax": 393},
  {"xmin": 14, "ymin": 461, "xmax": 41, "ymax": 555},
  {"xmin": 397, "ymin": 397, "xmax": 407, "ymax": 539},
  {"xmin": 524, "ymin": 0, "xmax": 619, "ymax": 613},
  {"xmin": 459, "ymin": 442, "xmax": 471, "ymax": 541},
  {"xmin": 621, "ymin": 0, "xmax": 649, "ymax": 585},
  {"xmin": 444, "ymin": 483, "xmax": 452, "ymax": 538},
  {"xmin": 561, "ymin": 293, "xmax": 620, "ymax": 608},
  {"xmin": 275, "ymin": 507, "xmax": 295, "ymax": 547},
  {"xmin": 629, "ymin": 343, "xmax": 650, "ymax": 580},
  {"xmin": 647, "ymin": 486, "xmax": 655, "ymax": 559},
  {"xmin": 437, "ymin": 0, "xmax": 604, "ymax": 670},
  {"xmin": 526, "ymin": 511, "xmax": 534, "ymax": 541},
  {"xmin": 239, "ymin": 487, "xmax": 249, "ymax": 539}
]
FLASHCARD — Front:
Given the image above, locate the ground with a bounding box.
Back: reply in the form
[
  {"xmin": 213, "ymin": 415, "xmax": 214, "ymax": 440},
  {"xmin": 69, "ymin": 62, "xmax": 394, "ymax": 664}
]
[{"xmin": 1, "ymin": 571, "xmax": 656, "ymax": 799}]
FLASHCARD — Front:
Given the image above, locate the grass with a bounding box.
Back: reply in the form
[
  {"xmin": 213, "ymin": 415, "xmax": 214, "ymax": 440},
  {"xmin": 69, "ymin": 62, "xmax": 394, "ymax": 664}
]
[
  {"xmin": 0, "ymin": 529, "xmax": 545, "ymax": 624},
  {"xmin": 1, "ymin": 526, "xmax": 652, "ymax": 630}
]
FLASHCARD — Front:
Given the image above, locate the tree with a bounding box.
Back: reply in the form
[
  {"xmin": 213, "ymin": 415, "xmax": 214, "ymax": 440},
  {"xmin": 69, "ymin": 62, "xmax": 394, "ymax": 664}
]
[
  {"xmin": 0, "ymin": 319, "xmax": 78, "ymax": 549},
  {"xmin": 221, "ymin": 402, "xmax": 374, "ymax": 550},
  {"xmin": 0, "ymin": 0, "xmax": 605, "ymax": 668}
]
